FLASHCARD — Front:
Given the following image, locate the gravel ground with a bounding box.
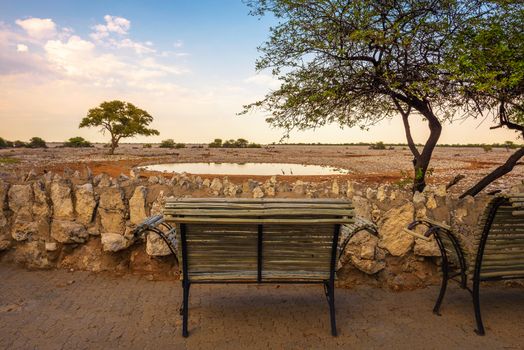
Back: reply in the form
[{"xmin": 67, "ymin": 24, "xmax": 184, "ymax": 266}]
[{"xmin": 1, "ymin": 265, "xmax": 523, "ymax": 349}]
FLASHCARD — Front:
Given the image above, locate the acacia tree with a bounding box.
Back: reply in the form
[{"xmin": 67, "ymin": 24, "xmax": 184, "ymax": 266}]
[
  {"xmin": 446, "ymin": 3, "xmax": 523, "ymax": 198},
  {"xmin": 80, "ymin": 100, "xmax": 159, "ymax": 155},
  {"xmin": 242, "ymin": 0, "xmax": 491, "ymax": 192}
]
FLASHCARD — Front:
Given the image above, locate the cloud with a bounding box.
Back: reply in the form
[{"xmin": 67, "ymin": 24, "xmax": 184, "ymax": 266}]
[
  {"xmin": 112, "ymin": 38, "xmax": 155, "ymax": 54},
  {"xmin": 90, "ymin": 15, "xmax": 130, "ymax": 41},
  {"xmin": 15, "ymin": 18, "xmax": 56, "ymax": 39},
  {"xmin": 16, "ymin": 44, "xmax": 28, "ymax": 52},
  {"xmin": 244, "ymin": 74, "xmax": 281, "ymax": 89},
  {"xmin": 173, "ymin": 40, "xmax": 183, "ymax": 48}
]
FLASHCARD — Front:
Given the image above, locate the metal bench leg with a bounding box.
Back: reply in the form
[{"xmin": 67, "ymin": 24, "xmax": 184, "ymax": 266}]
[
  {"xmin": 433, "ymin": 265, "xmax": 449, "ymax": 316},
  {"xmin": 182, "ymin": 281, "xmax": 190, "ymax": 337},
  {"xmin": 324, "ymin": 281, "xmax": 337, "ymax": 336},
  {"xmin": 473, "ymin": 278, "xmax": 485, "ymax": 335}
]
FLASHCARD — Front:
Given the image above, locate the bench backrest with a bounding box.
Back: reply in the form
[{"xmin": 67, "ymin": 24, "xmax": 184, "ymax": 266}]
[
  {"xmin": 163, "ymin": 198, "xmax": 354, "ymax": 282},
  {"xmin": 474, "ymin": 194, "xmax": 524, "ymax": 280}
]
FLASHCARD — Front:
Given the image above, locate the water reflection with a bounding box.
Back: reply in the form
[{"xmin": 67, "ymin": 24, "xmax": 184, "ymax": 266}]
[{"xmin": 142, "ymin": 162, "xmax": 349, "ymax": 175}]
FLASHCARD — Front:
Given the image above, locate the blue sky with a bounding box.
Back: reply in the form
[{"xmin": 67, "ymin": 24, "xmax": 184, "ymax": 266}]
[{"xmin": 0, "ymin": 1, "xmax": 521, "ymax": 144}]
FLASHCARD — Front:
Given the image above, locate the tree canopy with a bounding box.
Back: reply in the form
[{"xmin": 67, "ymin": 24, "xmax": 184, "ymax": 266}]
[
  {"xmin": 242, "ymin": 0, "xmax": 501, "ymax": 191},
  {"xmin": 80, "ymin": 100, "xmax": 159, "ymax": 155}
]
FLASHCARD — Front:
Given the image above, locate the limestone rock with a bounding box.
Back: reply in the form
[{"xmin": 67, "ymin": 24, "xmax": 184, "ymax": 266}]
[
  {"xmin": 435, "ymin": 185, "xmax": 447, "ymax": 197},
  {"xmin": 265, "ymin": 186, "xmax": 275, "ymax": 197},
  {"xmin": 413, "ymin": 238, "xmax": 441, "ymax": 257},
  {"xmin": 350, "ymin": 257, "xmax": 386, "ymax": 275},
  {"xmin": 252, "ymin": 186, "xmax": 264, "ymax": 198},
  {"xmin": 50, "ymin": 181, "xmax": 74, "ymax": 219},
  {"xmin": 129, "ymin": 186, "xmax": 148, "ymax": 225},
  {"xmin": 45, "ymin": 242, "xmax": 58, "ymax": 251},
  {"xmin": 292, "ymin": 180, "xmax": 306, "ymax": 194},
  {"xmin": 378, "ymin": 203, "xmax": 415, "ymax": 256},
  {"xmin": 11, "ymin": 219, "xmax": 38, "ymax": 241},
  {"xmin": 98, "ymin": 187, "xmax": 126, "ymax": 234},
  {"xmin": 32, "ymin": 181, "xmax": 50, "ymax": 218},
  {"xmin": 146, "ymin": 233, "xmax": 173, "ymax": 256},
  {"xmin": 101, "ymin": 232, "xmax": 132, "ymax": 252},
  {"xmin": 210, "ymin": 178, "xmax": 223, "ymax": 195},
  {"xmin": 346, "ymin": 181, "xmax": 354, "ymax": 198},
  {"xmin": 8, "ymin": 184, "xmax": 33, "ymax": 220},
  {"xmin": 332, "ymin": 180, "xmax": 339, "ymax": 195},
  {"xmin": 12, "ymin": 241, "xmax": 50, "ymax": 269},
  {"xmin": 75, "ymin": 183, "xmax": 97, "ymax": 225},
  {"xmin": 377, "ymin": 185, "xmax": 387, "ymax": 202},
  {"xmin": 426, "ymin": 193, "xmax": 437, "ymax": 209},
  {"xmin": 0, "ymin": 239, "xmax": 11, "ymax": 251},
  {"xmin": 412, "ymin": 191, "xmax": 425, "ymax": 206},
  {"xmin": 51, "ymin": 220, "xmax": 88, "ymax": 244},
  {"xmin": 151, "ymin": 190, "xmax": 166, "ymax": 216},
  {"xmin": 0, "ymin": 179, "xmax": 7, "ymax": 210}
]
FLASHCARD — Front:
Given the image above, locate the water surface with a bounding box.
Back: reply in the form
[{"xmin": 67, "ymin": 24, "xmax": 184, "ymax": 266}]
[{"xmin": 142, "ymin": 162, "xmax": 349, "ymax": 175}]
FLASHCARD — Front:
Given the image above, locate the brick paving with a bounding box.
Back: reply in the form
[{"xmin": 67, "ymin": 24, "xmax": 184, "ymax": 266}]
[{"xmin": 1, "ymin": 265, "xmax": 523, "ymax": 349}]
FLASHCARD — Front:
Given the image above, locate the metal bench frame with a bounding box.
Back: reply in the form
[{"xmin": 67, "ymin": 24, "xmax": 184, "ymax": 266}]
[{"xmin": 405, "ymin": 194, "xmax": 524, "ymax": 335}]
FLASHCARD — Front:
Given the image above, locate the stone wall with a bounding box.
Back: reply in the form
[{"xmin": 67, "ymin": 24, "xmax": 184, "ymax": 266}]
[{"xmin": 0, "ymin": 170, "xmax": 522, "ymax": 289}]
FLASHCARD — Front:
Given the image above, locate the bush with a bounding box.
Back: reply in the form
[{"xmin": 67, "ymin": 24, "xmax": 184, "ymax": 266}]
[
  {"xmin": 0, "ymin": 137, "xmax": 9, "ymax": 148},
  {"xmin": 482, "ymin": 144, "xmax": 493, "ymax": 152},
  {"xmin": 209, "ymin": 138, "xmax": 223, "ymax": 148},
  {"xmin": 28, "ymin": 137, "xmax": 47, "ymax": 148},
  {"xmin": 13, "ymin": 140, "xmax": 27, "ymax": 148},
  {"xmin": 247, "ymin": 143, "xmax": 262, "ymax": 148},
  {"xmin": 175, "ymin": 143, "xmax": 186, "ymax": 149},
  {"xmin": 143, "ymin": 143, "xmax": 152, "ymax": 148},
  {"xmin": 159, "ymin": 139, "xmax": 175, "ymax": 148},
  {"xmin": 369, "ymin": 141, "xmax": 386, "ymax": 150},
  {"xmin": 63, "ymin": 136, "xmax": 93, "ymax": 148}
]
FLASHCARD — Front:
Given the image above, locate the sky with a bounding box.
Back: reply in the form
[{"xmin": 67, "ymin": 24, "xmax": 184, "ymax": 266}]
[{"xmin": 0, "ymin": 0, "xmax": 521, "ymax": 145}]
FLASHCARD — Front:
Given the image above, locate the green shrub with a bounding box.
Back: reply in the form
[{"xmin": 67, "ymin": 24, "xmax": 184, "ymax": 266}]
[
  {"xmin": 63, "ymin": 136, "xmax": 93, "ymax": 148},
  {"xmin": 0, "ymin": 137, "xmax": 9, "ymax": 148},
  {"xmin": 13, "ymin": 140, "xmax": 27, "ymax": 148},
  {"xmin": 482, "ymin": 144, "xmax": 493, "ymax": 152},
  {"xmin": 247, "ymin": 143, "xmax": 262, "ymax": 148},
  {"xmin": 143, "ymin": 143, "xmax": 152, "ymax": 148},
  {"xmin": 159, "ymin": 139, "xmax": 175, "ymax": 148},
  {"xmin": 28, "ymin": 137, "xmax": 47, "ymax": 148},
  {"xmin": 369, "ymin": 141, "xmax": 386, "ymax": 150},
  {"xmin": 209, "ymin": 138, "xmax": 223, "ymax": 148},
  {"xmin": 175, "ymin": 143, "xmax": 186, "ymax": 149}
]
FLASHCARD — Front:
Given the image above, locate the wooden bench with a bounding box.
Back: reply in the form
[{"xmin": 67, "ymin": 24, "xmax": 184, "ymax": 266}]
[
  {"xmin": 404, "ymin": 193, "xmax": 524, "ymax": 335},
  {"xmin": 136, "ymin": 198, "xmax": 354, "ymax": 337}
]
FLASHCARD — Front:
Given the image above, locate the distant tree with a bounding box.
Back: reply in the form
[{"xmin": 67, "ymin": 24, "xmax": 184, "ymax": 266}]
[
  {"xmin": 27, "ymin": 137, "xmax": 47, "ymax": 148},
  {"xmin": 175, "ymin": 143, "xmax": 186, "ymax": 149},
  {"xmin": 222, "ymin": 139, "xmax": 237, "ymax": 148},
  {"xmin": 247, "ymin": 142, "xmax": 262, "ymax": 148},
  {"xmin": 0, "ymin": 137, "xmax": 8, "ymax": 148},
  {"xmin": 159, "ymin": 139, "xmax": 175, "ymax": 148},
  {"xmin": 243, "ymin": 0, "xmax": 494, "ymax": 192},
  {"xmin": 79, "ymin": 100, "xmax": 159, "ymax": 155},
  {"xmin": 143, "ymin": 143, "xmax": 152, "ymax": 148},
  {"xmin": 235, "ymin": 138, "xmax": 249, "ymax": 148},
  {"xmin": 63, "ymin": 136, "xmax": 93, "ymax": 148},
  {"xmin": 13, "ymin": 140, "xmax": 27, "ymax": 148},
  {"xmin": 369, "ymin": 142, "xmax": 386, "ymax": 150},
  {"xmin": 209, "ymin": 138, "xmax": 223, "ymax": 148}
]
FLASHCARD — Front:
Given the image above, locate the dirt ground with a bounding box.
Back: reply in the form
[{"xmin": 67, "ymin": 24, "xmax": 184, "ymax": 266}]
[
  {"xmin": 0, "ymin": 265, "xmax": 523, "ymax": 349},
  {"xmin": 0, "ymin": 143, "xmax": 522, "ymax": 193}
]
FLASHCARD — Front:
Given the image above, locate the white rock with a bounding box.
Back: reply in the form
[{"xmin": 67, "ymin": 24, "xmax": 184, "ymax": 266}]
[
  {"xmin": 146, "ymin": 233, "xmax": 173, "ymax": 256},
  {"xmin": 129, "ymin": 186, "xmax": 148, "ymax": 225},
  {"xmin": 51, "ymin": 220, "xmax": 88, "ymax": 244},
  {"xmin": 50, "ymin": 181, "xmax": 74, "ymax": 220},
  {"xmin": 378, "ymin": 203, "xmax": 415, "ymax": 257},
  {"xmin": 75, "ymin": 183, "xmax": 96, "ymax": 225},
  {"xmin": 252, "ymin": 186, "xmax": 264, "ymax": 198},
  {"xmin": 101, "ymin": 232, "xmax": 132, "ymax": 252}
]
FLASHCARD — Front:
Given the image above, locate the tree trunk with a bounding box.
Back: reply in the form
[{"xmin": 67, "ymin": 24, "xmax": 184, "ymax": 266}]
[
  {"xmin": 459, "ymin": 146, "xmax": 524, "ymax": 198},
  {"xmin": 109, "ymin": 137, "xmax": 117, "ymax": 155},
  {"xmin": 394, "ymin": 97, "xmax": 442, "ymax": 193}
]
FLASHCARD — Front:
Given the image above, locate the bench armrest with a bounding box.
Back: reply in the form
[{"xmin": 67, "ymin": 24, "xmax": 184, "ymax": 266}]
[{"xmin": 403, "ymin": 228, "xmax": 431, "ymax": 241}]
